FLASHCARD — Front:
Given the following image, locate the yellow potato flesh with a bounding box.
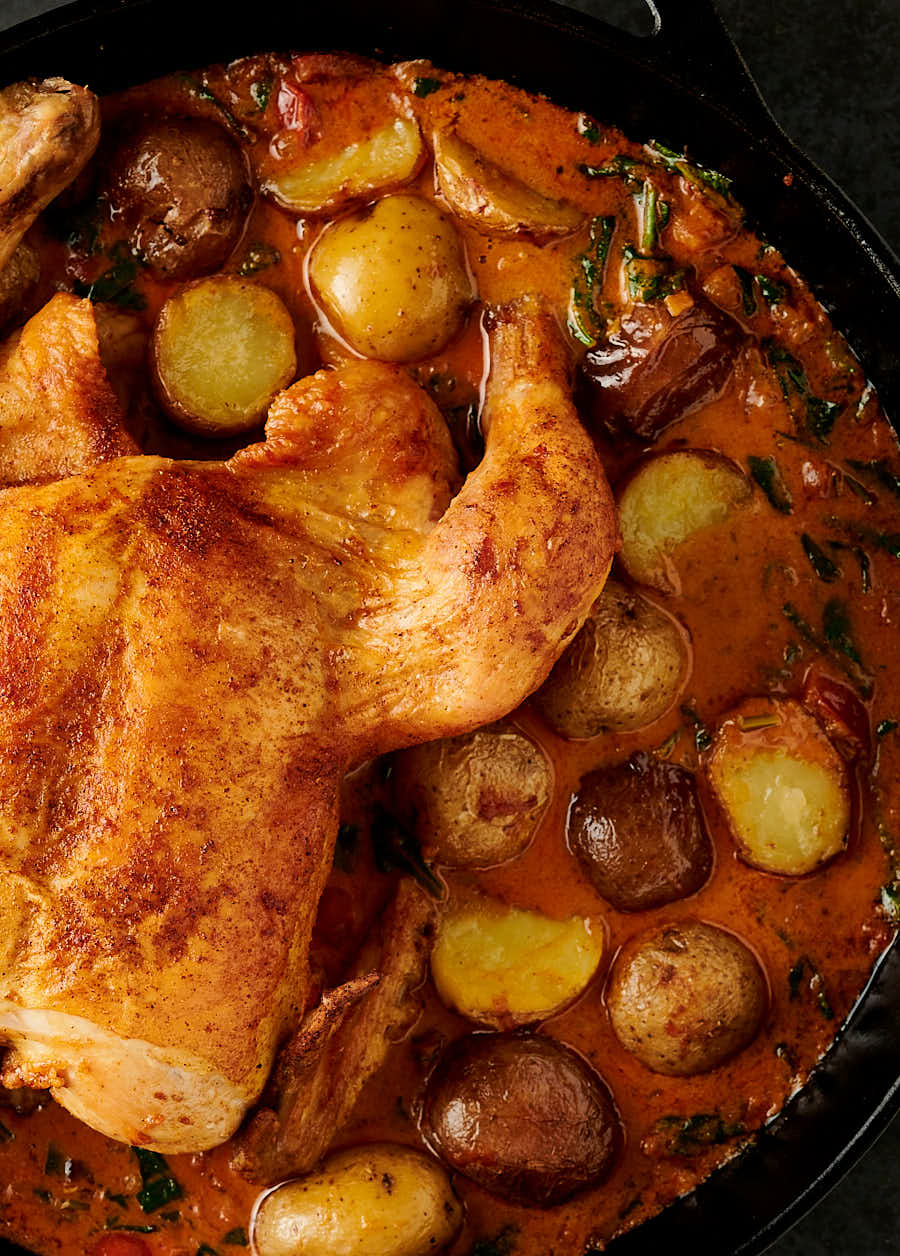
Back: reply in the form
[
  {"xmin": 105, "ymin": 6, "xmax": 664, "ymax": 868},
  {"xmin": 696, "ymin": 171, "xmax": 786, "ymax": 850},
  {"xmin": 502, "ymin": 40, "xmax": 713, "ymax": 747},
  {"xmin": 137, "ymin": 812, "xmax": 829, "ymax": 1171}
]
[
  {"xmin": 253, "ymin": 1144, "xmax": 462, "ymax": 1256},
  {"xmin": 309, "ymin": 193, "xmax": 472, "ymax": 362},
  {"xmin": 709, "ymin": 745, "xmax": 848, "ymax": 876},
  {"xmin": 433, "ymin": 128, "xmax": 585, "ymax": 240},
  {"xmin": 432, "ymin": 898, "xmax": 603, "ymax": 1027},
  {"xmin": 154, "ymin": 278, "xmax": 296, "ymax": 435},
  {"xmin": 266, "ymin": 116, "xmax": 424, "ymax": 214},
  {"xmin": 619, "ymin": 451, "xmax": 752, "ymax": 590}
]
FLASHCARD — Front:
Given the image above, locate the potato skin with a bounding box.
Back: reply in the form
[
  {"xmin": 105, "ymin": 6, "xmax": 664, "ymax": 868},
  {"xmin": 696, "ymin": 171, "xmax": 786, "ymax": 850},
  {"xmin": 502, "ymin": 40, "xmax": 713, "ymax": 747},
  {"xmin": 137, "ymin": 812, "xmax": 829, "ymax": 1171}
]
[
  {"xmin": 252, "ymin": 1143, "xmax": 462, "ymax": 1256},
  {"xmin": 533, "ymin": 579, "xmax": 690, "ymax": 737},
  {"xmin": 422, "ymin": 1032, "xmax": 620, "ymax": 1206},
  {"xmin": 606, "ymin": 921, "xmax": 767, "ymax": 1076},
  {"xmin": 568, "ymin": 752, "xmax": 712, "ymax": 911},
  {"xmin": 106, "ymin": 116, "xmax": 252, "ymax": 280},
  {"xmin": 390, "ymin": 725, "xmax": 551, "ymax": 868},
  {"xmin": 308, "ymin": 194, "xmax": 473, "ymax": 362}
]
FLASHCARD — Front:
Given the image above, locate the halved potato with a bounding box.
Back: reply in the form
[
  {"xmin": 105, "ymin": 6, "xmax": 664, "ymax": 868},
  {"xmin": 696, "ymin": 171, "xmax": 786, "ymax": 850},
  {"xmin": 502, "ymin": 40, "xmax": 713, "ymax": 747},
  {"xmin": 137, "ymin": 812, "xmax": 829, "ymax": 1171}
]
[
  {"xmin": 433, "ymin": 128, "xmax": 585, "ymax": 241},
  {"xmin": 265, "ymin": 115, "xmax": 425, "ymax": 215},
  {"xmin": 618, "ymin": 449, "xmax": 753, "ymax": 591},
  {"xmin": 706, "ymin": 697, "xmax": 850, "ymax": 876},
  {"xmin": 431, "ymin": 894, "xmax": 603, "ymax": 1028},
  {"xmin": 151, "ymin": 276, "xmax": 297, "ymax": 437}
]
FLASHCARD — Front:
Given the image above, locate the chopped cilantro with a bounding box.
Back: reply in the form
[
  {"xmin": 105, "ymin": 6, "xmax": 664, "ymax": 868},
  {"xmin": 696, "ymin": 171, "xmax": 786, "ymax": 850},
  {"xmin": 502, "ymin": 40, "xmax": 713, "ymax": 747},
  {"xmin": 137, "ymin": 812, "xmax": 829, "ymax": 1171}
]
[
  {"xmin": 237, "ymin": 242, "xmax": 280, "ymax": 276},
  {"xmin": 801, "ymin": 534, "xmax": 841, "ymax": 583},
  {"xmin": 370, "ymin": 805, "xmax": 444, "ymax": 898},
  {"xmin": 733, "ymin": 265, "xmax": 757, "ymax": 316},
  {"xmin": 250, "ymin": 76, "xmax": 273, "ymax": 111},
  {"xmin": 223, "ymin": 1229, "xmax": 249, "ymax": 1247},
  {"xmin": 412, "ymin": 76, "xmax": 442, "ymax": 97},
  {"xmin": 877, "ymin": 719, "xmax": 898, "ymax": 737},
  {"xmin": 757, "ymin": 273, "xmax": 787, "ymax": 305}
]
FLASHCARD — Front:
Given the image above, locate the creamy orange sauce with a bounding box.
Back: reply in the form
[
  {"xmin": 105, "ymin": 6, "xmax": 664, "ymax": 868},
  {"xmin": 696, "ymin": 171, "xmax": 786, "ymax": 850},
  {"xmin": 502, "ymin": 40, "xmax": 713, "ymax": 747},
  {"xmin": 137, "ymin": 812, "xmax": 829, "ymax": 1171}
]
[{"xmin": 2, "ymin": 50, "xmax": 898, "ymax": 1256}]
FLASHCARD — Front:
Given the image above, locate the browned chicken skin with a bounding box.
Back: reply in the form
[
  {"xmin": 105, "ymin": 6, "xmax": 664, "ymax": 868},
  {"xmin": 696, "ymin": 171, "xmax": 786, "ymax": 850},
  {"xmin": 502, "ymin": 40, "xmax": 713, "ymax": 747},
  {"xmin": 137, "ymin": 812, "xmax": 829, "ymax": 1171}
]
[{"xmin": 0, "ymin": 282, "xmax": 616, "ymax": 1154}]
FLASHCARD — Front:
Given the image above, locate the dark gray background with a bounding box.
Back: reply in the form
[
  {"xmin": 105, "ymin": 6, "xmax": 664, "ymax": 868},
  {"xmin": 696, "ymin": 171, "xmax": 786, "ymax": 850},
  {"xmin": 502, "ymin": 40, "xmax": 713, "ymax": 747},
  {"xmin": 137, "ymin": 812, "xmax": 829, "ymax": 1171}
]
[{"xmin": 0, "ymin": 0, "xmax": 898, "ymax": 1251}]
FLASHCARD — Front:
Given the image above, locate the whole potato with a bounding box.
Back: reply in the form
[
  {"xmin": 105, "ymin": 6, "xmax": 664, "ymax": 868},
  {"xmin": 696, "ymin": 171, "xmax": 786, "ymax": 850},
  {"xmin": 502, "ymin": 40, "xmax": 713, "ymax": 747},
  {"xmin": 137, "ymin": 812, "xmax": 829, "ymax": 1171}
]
[
  {"xmin": 533, "ymin": 579, "xmax": 690, "ymax": 738},
  {"xmin": 253, "ymin": 1143, "xmax": 462, "ymax": 1256},
  {"xmin": 422, "ymin": 1032, "xmax": 620, "ymax": 1206},
  {"xmin": 308, "ymin": 194, "xmax": 473, "ymax": 362},
  {"xmin": 606, "ymin": 920, "xmax": 767, "ymax": 1076},
  {"xmin": 105, "ymin": 116, "xmax": 252, "ymax": 280},
  {"xmin": 390, "ymin": 725, "xmax": 551, "ymax": 868},
  {"xmin": 568, "ymin": 752, "xmax": 712, "ymax": 911}
]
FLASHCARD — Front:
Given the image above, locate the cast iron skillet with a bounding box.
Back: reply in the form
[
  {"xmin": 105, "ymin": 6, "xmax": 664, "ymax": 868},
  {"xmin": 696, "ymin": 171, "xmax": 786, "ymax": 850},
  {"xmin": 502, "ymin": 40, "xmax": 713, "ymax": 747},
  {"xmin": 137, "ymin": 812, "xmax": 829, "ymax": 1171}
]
[{"xmin": 0, "ymin": 1, "xmax": 899, "ymax": 1253}]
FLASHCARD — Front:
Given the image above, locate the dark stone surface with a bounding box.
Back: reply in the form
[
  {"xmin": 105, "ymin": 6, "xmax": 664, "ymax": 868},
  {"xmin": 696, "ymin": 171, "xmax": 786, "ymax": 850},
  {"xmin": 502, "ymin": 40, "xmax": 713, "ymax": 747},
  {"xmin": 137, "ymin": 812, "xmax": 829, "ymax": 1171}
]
[{"xmin": 0, "ymin": 0, "xmax": 897, "ymax": 1251}]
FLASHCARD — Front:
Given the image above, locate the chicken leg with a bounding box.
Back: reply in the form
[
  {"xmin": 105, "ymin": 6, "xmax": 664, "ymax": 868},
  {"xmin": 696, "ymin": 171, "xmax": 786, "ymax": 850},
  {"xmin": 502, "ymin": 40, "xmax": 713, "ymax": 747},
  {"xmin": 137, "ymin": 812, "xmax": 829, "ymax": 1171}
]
[{"xmin": 0, "ymin": 291, "xmax": 616, "ymax": 1153}]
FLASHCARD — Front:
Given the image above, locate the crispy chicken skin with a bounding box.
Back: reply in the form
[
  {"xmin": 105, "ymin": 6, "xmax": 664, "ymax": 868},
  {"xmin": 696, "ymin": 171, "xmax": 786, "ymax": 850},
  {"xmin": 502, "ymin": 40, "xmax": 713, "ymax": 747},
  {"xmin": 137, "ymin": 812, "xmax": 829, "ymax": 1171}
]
[{"xmin": 0, "ymin": 287, "xmax": 614, "ymax": 1154}]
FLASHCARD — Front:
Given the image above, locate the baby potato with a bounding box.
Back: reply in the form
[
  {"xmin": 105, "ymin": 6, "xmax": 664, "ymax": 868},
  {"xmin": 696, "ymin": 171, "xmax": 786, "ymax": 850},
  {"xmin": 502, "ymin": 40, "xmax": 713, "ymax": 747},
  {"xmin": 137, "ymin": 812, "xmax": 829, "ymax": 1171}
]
[
  {"xmin": 568, "ymin": 752, "xmax": 712, "ymax": 912},
  {"xmin": 266, "ymin": 115, "xmax": 425, "ymax": 215},
  {"xmin": 618, "ymin": 450, "xmax": 753, "ymax": 592},
  {"xmin": 389, "ymin": 725, "xmax": 551, "ymax": 869},
  {"xmin": 105, "ymin": 115, "xmax": 252, "ymax": 281},
  {"xmin": 706, "ymin": 697, "xmax": 850, "ymax": 876},
  {"xmin": 308, "ymin": 194, "xmax": 473, "ymax": 362},
  {"xmin": 533, "ymin": 579, "xmax": 690, "ymax": 737},
  {"xmin": 151, "ymin": 276, "xmax": 297, "ymax": 437},
  {"xmin": 253, "ymin": 1143, "xmax": 462, "ymax": 1256},
  {"xmin": 422, "ymin": 1031, "xmax": 620, "ymax": 1206},
  {"xmin": 432, "ymin": 128, "xmax": 585, "ymax": 242},
  {"xmin": 607, "ymin": 920, "xmax": 767, "ymax": 1076},
  {"xmin": 431, "ymin": 894, "xmax": 604, "ymax": 1028}
]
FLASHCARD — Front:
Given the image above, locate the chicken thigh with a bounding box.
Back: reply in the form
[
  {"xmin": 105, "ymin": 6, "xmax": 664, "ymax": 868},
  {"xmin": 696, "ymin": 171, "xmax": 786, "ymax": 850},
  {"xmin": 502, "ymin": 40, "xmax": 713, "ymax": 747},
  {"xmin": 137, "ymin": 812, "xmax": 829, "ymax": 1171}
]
[{"xmin": 0, "ymin": 287, "xmax": 616, "ymax": 1154}]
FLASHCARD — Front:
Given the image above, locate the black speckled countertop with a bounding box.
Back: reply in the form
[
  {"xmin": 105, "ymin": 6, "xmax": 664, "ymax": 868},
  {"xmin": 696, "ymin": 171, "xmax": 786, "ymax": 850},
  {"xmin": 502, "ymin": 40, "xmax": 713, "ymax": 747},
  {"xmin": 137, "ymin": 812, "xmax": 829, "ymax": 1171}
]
[{"xmin": 0, "ymin": 0, "xmax": 898, "ymax": 1250}]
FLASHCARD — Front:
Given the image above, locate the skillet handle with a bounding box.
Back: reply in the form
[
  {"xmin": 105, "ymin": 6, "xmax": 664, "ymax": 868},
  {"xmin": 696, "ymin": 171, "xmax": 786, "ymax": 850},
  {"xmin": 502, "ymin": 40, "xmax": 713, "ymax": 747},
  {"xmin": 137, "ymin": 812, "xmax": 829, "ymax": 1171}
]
[{"xmin": 646, "ymin": 0, "xmax": 777, "ymax": 133}]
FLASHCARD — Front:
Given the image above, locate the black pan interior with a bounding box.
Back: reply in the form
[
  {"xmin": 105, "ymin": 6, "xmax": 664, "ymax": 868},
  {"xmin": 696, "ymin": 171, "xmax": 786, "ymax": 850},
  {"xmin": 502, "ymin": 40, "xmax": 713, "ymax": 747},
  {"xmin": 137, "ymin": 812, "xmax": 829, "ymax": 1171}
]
[{"xmin": 0, "ymin": 1, "xmax": 899, "ymax": 1253}]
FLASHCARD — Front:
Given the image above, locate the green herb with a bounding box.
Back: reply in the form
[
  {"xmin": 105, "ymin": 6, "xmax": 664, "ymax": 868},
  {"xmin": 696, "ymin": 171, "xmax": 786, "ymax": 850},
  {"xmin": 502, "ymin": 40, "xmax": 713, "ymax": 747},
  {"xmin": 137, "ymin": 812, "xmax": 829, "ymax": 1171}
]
[
  {"xmin": 653, "ymin": 729, "xmax": 680, "ymax": 759},
  {"xmin": 237, "ymin": 242, "xmax": 280, "ymax": 276},
  {"xmin": 73, "ymin": 243, "xmax": 146, "ymax": 311},
  {"xmin": 333, "ymin": 822, "xmax": 359, "ymax": 872},
  {"xmin": 180, "ymin": 74, "xmax": 251, "ymax": 139},
  {"xmin": 737, "ymin": 712, "xmax": 779, "ymax": 731},
  {"xmin": 767, "ymin": 342, "xmax": 841, "ymax": 442},
  {"xmin": 47, "ymin": 198, "xmax": 103, "ymax": 256},
  {"xmin": 568, "ymin": 214, "xmax": 615, "ymax": 347},
  {"xmin": 137, "ymin": 1176, "xmax": 182, "ymax": 1214},
  {"xmin": 847, "ymin": 458, "xmax": 900, "ymax": 497},
  {"xmin": 788, "ymin": 959, "xmax": 806, "ymax": 999},
  {"xmin": 647, "ymin": 140, "xmax": 733, "ymax": 196},
  {"xmin": 636, "ymin": 181, "xmax": 667, "ymax": 253},
  {"xmin": 467, "ymin": 1228, "xmax": 517, "ymax": 1256},
  {"xmin": 801, "ymin": 534, "xmax": 841, "ymax": 583},
  {"xmin": 370, "ymin": 805, "xmax": 444, "ymax": 897},
  {"xmin": 250, "ymin": 76, "xmax": 273, "ymax": 111},
  {"xmin": 106, "ymin": 1193, "xmax": 128, "ymax": 1209},
  {"xmin": 826, "ymin": 540, "xmax": 871, "ymax": 593},
  {"xmin": 680, "ymin": 704, "xmax": 712, "ymax": 752},
  {"xmin": 881, "ymin": 883, "xmax": 900, "ymax": 919},
  {"xmin": 105, "ymin": 1220, "xmax": 158, "ymax": 1233},
  {"xmin": 223, "ymin": 1229, "xmax": 249, "ymax": 1247},
  {"xmin": 576, "ymin": 114, "xmax": 601, "ymax": 144},
  {"xmin": 44, "ymin": 1144, "xmax": 70, "ymax": 1177},
  {"xmin": 828, "ymin": 515, "xmax": 900, "ymax": 560},
  {"xmin": 781, "ymin": 601, "xmax": 872, "ymax": 697},
  {"xmin": 774, "ymin": 1041, "xmax": 798, "ymax": 1070},
  {"xmin": 877, "ymin": 719, "xmax": 898, "ymax": 737},
  {"xmin": 0, "ymin": 1121, "xmax": 13, "ymax": 1143},
  {"xmin": 789, "ymin": 955, "xmax": 834, "ymax": 1018},
  {"xmin": 622, "ymin": 244, "xmax": 684, "ymax": 303},
  {"xmin": 412, "ymin": 76, "xmax": 442, "ymax": 97},
  {"xmin": 160, "ymin": 1210, "xmax": 181, "ymax": 1223},
  {"xmin": 197, "ymin": 1246, "xmax": 220, "ymax": 1256},
  {"xmin": 579, "ymin": 153, "xmax": 642, "ymax": 186},
  {"xmin": 823, "ymin": 597, "xmax": 862, "ymax": 663},
  {"xmin": 733, "ymin": 266, "xmax": 757, "ymax": 316},
  {"xmin": 33, "ymin": 1189, "xmax": 52, "ymax": 1203},
  {"xmin": 133, "ymin": 1147, "xmax": 169, "ymax": 1182},
  {"xmin": 748, "ymin": 455, "xmax": 792, "ymax": 514},
  {"xmin": 756, "ymin": 274, "xmax": 787, "ymax": 305},
  {"xmin": 842, "ymin": 469, "xmax": 876, "ymax": 505},
  {"xmin": 653, "ymin": 1112, "xmax": 745, "ymax": 1156}
]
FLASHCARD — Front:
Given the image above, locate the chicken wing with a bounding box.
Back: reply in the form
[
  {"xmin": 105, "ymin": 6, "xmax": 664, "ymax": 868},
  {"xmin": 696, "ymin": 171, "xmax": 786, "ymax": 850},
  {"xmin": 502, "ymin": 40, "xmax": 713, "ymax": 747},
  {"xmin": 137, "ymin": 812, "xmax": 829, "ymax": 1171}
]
[{"xmin": 0, "ymin": 291, "xmax": 615, "ymax": 1154}]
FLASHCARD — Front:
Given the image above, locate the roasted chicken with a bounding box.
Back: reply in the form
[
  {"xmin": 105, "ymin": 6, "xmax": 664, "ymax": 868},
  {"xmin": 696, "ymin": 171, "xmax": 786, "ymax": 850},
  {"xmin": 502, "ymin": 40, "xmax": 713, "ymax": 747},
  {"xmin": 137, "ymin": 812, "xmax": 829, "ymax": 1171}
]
[{"xmin": 0, "ymin": 284, "xmax": 616, "ymax": 1153}]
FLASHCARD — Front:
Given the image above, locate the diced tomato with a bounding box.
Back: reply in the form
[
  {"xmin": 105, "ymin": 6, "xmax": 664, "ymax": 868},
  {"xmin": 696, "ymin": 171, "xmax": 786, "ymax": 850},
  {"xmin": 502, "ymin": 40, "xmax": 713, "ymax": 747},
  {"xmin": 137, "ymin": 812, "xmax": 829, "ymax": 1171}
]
[
  {"xmin": 90, "ymin": 1236, "xmax": 153, "ymax": 1256},
  {"xmin": 275, "ymin": 80, "xmax": 321, "ymax": 142},
  {"xmin": 802, "ymin": 665, "xmax": 870, "ymax": 759}
]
